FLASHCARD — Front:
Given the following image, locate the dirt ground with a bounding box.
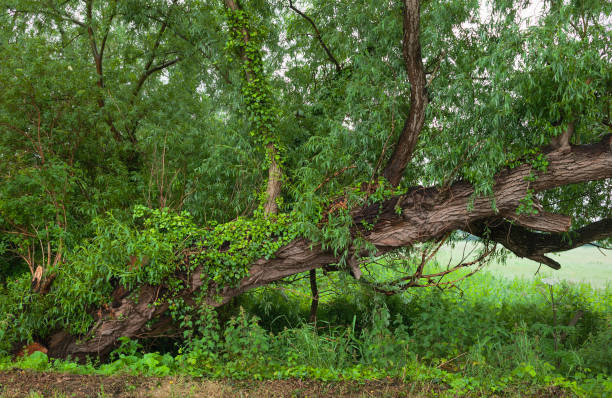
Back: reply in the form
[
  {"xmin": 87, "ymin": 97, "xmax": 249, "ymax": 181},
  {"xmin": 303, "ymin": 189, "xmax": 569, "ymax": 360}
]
[
  {"xmin": 0, "ymin": 369, "xmax": 571, "ymax": 397},
  {"xmin": 0, "ymin": 369, "xmax": 431, "ymax": 397}
]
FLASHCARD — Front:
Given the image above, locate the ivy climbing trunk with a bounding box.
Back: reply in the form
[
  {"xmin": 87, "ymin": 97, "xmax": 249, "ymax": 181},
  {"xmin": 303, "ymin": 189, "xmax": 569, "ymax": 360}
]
[{"xmin": 225, "ymin": 0, "xmax": 282, "ymax": 216}]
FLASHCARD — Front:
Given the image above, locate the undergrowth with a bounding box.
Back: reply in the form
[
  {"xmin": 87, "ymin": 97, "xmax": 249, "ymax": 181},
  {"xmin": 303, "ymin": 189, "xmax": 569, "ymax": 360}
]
[{"xmin": 1, "ymin": 267, "xmax": 610, "ymax": 397}]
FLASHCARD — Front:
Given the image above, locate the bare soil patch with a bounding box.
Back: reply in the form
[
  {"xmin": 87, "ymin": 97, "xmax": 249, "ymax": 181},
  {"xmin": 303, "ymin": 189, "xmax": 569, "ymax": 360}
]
[
  {"xmin": 0, "ymin": 370, "xmax": 425, "ymax": 397},
  {"xmin": 0, "ymin": 369, "xmax": 569, "ymax": 397}
]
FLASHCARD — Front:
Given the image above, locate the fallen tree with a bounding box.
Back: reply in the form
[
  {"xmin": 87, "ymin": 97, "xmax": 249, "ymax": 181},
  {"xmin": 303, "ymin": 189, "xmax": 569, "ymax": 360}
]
[
  {"xmin": 1, "ymin": 0, "xmax": 610, "ymax": 360},
  {"xmin": 47, "ymin": 131, "xmax": 612, "ymax": 360}
]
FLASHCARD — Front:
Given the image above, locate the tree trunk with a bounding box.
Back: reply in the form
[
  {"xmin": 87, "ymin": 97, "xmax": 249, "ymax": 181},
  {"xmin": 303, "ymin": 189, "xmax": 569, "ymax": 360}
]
[
  {"xmin": 264, "ymin": 143, "xmax": 282, "ymax": 215},
  {"xmin": 309, "ymin": 269, "xmax": 319, "ymax": 324},
  {"xmin": 47, "ymin": 135, "xmax": 612, "ymax": 359},
  {"xmin": 225, "ymin": 0, "xmax": 282, "ymax": 216}
]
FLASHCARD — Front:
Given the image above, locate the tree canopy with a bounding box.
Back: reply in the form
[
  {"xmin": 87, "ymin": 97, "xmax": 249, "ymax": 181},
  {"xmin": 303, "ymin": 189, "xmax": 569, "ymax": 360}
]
[{"xmin": 0, "ymin": 0, "xmax": 610, "ymax": 358}]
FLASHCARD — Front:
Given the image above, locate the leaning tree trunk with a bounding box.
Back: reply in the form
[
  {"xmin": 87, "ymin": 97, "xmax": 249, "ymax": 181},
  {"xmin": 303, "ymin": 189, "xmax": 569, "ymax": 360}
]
[{"xmin": 46, "ymin": 135, "xmax": 612, "ymax": 359}]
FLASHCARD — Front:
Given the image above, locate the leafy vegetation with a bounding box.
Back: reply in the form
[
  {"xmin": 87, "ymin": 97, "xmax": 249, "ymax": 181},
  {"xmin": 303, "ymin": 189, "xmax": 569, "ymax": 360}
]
[
  {"xmin": 0, "ymin": 0, "xmax": 611, "ymax": 395},
  {"xmin": 2, "ymin": 266, "xmax": 611, "ymax": 396}
]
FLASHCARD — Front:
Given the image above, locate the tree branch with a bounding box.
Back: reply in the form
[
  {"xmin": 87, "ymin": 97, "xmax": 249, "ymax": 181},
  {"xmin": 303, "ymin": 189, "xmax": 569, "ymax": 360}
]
[
  {"xmin": 40, "ymin": 1, "xmax": 86, "ymax": 27},
  {"xmin": 144, "ymin": 23, "xmax": 168, "ymax": 75},
  {"xmin": 85, "ymin": 0, "xmax": 100, "ymax": 78},
  {"xmin": 132, "ymin": 57, "xmax": 180, "ymax": 99},
  {"xmin": 468, "ymin": 217, "xmax": 612, "ymax": 270},
  {"xmin": 367, "ymin": 243, "xmax": 495, "ymax": 295},
  {"xmin": 288, "ymin": 0, "xmax": 342, "ymax": 73},
  {"xmin": 99, "ymin": 5, "xmax": 117, "ymax": 62},
  {"xmin": 83, "ymin": 0, "xmax": 121, "ymax": 141},
  {"xmin": 143, "ymin": 13, "xmax": 232, "ymax": 86},
  {"xmin": 383, "ymin": 0, "xmax": 428, "ymax": 187}
]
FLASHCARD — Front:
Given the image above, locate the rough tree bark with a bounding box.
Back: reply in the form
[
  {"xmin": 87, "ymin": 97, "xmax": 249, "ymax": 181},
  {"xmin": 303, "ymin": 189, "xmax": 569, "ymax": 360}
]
[{"xmin": 383, "ymin": 0, "xmax": 428, "ymax": 186}]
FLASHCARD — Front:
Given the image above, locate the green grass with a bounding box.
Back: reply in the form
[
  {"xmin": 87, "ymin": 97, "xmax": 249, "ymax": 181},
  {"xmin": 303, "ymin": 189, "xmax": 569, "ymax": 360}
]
[{"xmin": 435, "ymin": 243, "xmax": 611, "ymax": 288}]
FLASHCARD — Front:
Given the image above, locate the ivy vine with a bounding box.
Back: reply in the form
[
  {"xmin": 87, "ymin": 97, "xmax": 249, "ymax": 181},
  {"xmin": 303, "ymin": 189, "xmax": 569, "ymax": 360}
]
[{"xmin": 225, "ymin": 7, "xmax": 283, "ymax": 166}]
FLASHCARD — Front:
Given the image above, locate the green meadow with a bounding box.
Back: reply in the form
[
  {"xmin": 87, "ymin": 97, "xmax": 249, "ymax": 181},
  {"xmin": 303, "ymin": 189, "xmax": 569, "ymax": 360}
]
[{"xmin": 435, "ymin": 243, "xmax": 611, "ymax": 288}]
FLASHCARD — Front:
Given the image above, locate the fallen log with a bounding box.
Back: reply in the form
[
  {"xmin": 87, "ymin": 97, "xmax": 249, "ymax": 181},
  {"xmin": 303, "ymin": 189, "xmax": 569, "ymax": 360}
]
[{"xmin": 47, "ymin": 136, "xmax": 612, "ymax": 359}]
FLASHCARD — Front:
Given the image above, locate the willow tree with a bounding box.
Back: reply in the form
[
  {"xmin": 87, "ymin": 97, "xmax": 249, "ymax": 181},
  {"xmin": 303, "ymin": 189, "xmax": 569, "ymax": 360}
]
[{"xmin": 0, "ymin": 0, "xmax": 610, "ymax": 358}]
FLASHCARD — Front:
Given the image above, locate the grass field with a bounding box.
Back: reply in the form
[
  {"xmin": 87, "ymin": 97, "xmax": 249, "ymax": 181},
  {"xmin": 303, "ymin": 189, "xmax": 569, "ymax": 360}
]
[{"xmin": 435, "ymin": 243, "xmax": 612, "ymax": 288}]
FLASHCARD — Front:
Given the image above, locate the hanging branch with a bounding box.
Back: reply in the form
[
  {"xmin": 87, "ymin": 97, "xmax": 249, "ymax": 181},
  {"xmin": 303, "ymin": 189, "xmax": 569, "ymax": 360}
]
[
  {"xmin": 288, "ymin": 0, "xmax": 342, "ymax": 73},
  {"xmin": 367, "ymin": 242, "xmax": 496, "ymax": 295}
]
